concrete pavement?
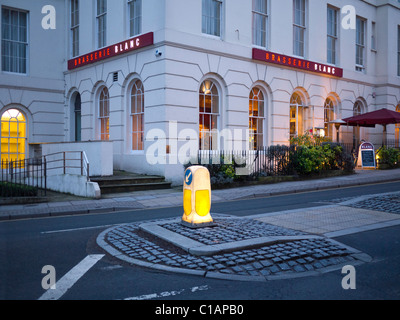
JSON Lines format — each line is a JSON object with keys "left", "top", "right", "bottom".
{"left": 1, "top": 168, "right": 400, "bottom": 220}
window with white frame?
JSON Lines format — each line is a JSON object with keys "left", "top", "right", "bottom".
{"left": 324, "top": 98, "right": 335, "bottom": 141}
{"left": 202, "top": 0, "right": 222, "bottom": 37}
{"left": 70, "top": 0, "right": 79, "bottom": 57}
{"left": 327, "top": 6, "right": 338, "bottom": 65}
{"left": 293, "top": 0, "right": 306, "bottom": 57}
{"left": 130, "top": 80, "right": 144, "bottom": 151}
{"left": 371, "top": 21, "right": 376, "bottom": 51}
{"left": 199, "top": 80, "right": 219, "bottom": 150}
{"left": 289, "top": 92, "right": 305, "bottom": 140}
{"left": 356, "top": 17, "right": 365, "bottom": 71}
{"left": 1, "top": 7, "right": 28, "bottom": 74}
{"left": 249, "top": 87, "right": 265, "bottom": 150}
{"left": 128, "top": 0, "right": 141, "bottom": 37}
{"left": 99, "top": 87, "right": 110, "bottom": 141}
{"left": 398, "top": 25, "right": 400, "bottom": 76}
{"left": 96, "top": 0, "right": 107, "bottom": 48}
{"left": 252, "top": 0, "right": 268, "bottom": 48}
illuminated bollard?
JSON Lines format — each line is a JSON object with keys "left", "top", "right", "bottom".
{"left": 181, "top": 166, "right": 214, "bottom": 228}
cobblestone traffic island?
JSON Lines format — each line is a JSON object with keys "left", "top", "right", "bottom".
{"left": 96, "top": 214, "right": 371, "bottom": 281}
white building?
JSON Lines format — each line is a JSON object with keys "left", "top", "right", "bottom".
{"left": 1, "top": 0, "right": 400, "bottom": 186}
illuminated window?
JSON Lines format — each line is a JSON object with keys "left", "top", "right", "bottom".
{"left": 253, "top": 0, "right": 268, "bottom": 48}
{"left": 1, "top": 7, "right": 28, "bottom": 74}
{"left": 70, "top": 0, "right": 79, "bottom": 57}
{"left": 249, "top": 87, "right": 265, "bottom": 150}
{"left": 96, "top": 0, "right": 107, "bottom": 48}
{"left": 327, "top": 6, "right": 338, "bottom": 65}
{"left": 293, "top": 0, "right": 306, "bottom": 57}
{"left": 324, "top": 98, "right": 335, "bottom": 141}
{"left": 128, "top": 0, "right": 141, "bottom": 37}
{"left": 1, "top": 109, "right": 27, "bottom": 165}
{"left": 353, "top": 101, "right": 363, "bottom": 147}
{"left": 356, "top": 17, "right": 365, "bottom": 71}
{"left": 199, "top": 80, "right": 219, "bottom": 150}
{"left": 202, "top": 0, "right": 222, "bottom": 37}
{"left": 98, "top": 87, "right": 109, "bottom": 141}
{"left": 290, "top": 92, "right": 306, "bottom": 140}
{"left": 130, "top": 80, "right": 144, "bottom": 151}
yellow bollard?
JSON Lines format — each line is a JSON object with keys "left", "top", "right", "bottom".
{"left": 182, "top": 166, "right": 214, "bottom": 228}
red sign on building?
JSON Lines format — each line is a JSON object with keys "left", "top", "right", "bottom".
{"left": 252, "top": 48, "right": 343, "bottom": 78}
{"left": 68, "top": 32, "right": 154, "bottom": 70}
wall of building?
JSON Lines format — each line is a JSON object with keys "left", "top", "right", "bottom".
{"left": 0, "top": 0, "right": 66, "bottom": 152}
{"left": 2, "top": 0, "right": 399, "bottom": 186}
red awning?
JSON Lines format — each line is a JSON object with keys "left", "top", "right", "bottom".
{"left": 343, "top": 108, "right": 400, "bottom": 127}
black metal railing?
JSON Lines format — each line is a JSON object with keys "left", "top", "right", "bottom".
{"left": 192, "top": 142, "right": 355, "bottom": 178}
{"left": 1, "top": 158, "right": 47, "bottom": 197}
{"left": 1, "top": 151, "right": 90, "bottom": 198}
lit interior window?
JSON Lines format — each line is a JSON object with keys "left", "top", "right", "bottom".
{"left": 1, "top": 109, "right": 27, "bottom": 167}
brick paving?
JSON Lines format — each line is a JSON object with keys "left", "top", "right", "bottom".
{"left": 100, "top": 216, "right": 365, "bottom": 281}
{"left": 347, "top": 194, "right": 400, "bottom": 215}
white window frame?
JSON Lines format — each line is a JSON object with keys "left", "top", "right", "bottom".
{"left": 327, "top": 6, "right": 338, "bottom": 65}
{"left": 1, "top": 7, "right": 29, "bottom": 75}
{"left": 398, "top": 25, "right": 400, "bottom": 77}
{"left": 371, "top": 21, "right": 376, "bottom": 51}
{"left": 324, "top": 98, "right": 336, "bottom": 141}
{"left": 356, "top": 17, "right": 366, "bottom": 72}
{"left": 96, "top": 0, "right": 107, "bottom": 49}
{"left": 199, "top": 80, "right": 220, "bottom": 151}
{"left": 130, "top": 80, "right": 145, "bottom": 151}
{"left": 202, "top": 0, "right": 222, "bottom": 37}
{"left": 128, "top": 0, "right": 141, "bottom": 37}
{"left": 70, "top": 0, "right": 79, "bottom": 58}
{"left": 98, "top": 87, "right": 110, "bottom": 141}
{"left": 249, "top": 87, "right": 266, "bottom": 150}
{"left": 293, "top": 0, "right": 306, "bottom": 58}
{"left": 252, "top": 0, "right": 269, "bottom": 48}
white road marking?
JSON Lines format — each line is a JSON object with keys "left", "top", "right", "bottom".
{"left": 124, "top": 285, "right": 209, "bottom": 300}
{"left": 38, "top": 254, "right": 104, "bottom": 300}
{"left": 41, "top": 224, "right": 120, "bottom": 234}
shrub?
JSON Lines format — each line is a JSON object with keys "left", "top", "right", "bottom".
{"left": 376, "top": 146, "right": 400, "bottom": 168}
{"left": 0, "top": 182, "right": 38, "bottom": 197}
{"left": 289, "top": 139, "right": 354, "bottom": 175}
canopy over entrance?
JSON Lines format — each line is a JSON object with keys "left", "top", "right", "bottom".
{"left": 342, "top": 108, "right": 400, "bottom": 146}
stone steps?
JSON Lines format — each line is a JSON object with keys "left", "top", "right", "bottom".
{"left": 91, "top": 171, "right": 171, "bottom": 194}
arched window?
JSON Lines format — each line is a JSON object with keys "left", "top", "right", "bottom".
{"left": 130, "top": 80, "right": 144, "bottom": 151}
{"left": 98, "top": 87, "right": 110, "bottom": 141}
{"left": 249, "top": 87, "right": 265, "bottom": 150}
{"left": 324, "top": 98, "right": 335, "bottom": 141}
{"left": 290, "top": 92, "right": 305, "bottom": 140}
{"left": 353, "top": 101, "right": 363, "bottom": 147}
{"left": 199, "top": 80, "right": 219, "bottom": 150}
{"left": 396, "top": 104, "right": 400, "bottom": 148}
{"left": 74, "top": 93, "right": 81, "bottom": 142}
{"left": 1, "top": 109, "right": 27, "bottom": 166}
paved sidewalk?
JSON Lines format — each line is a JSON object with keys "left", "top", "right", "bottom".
{"left": 1, "top": 168, "right": 400, "bottom": 221}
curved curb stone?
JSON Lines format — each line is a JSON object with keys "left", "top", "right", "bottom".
{"left": 96, "top": 216, "right": 371, "bottom": 282}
